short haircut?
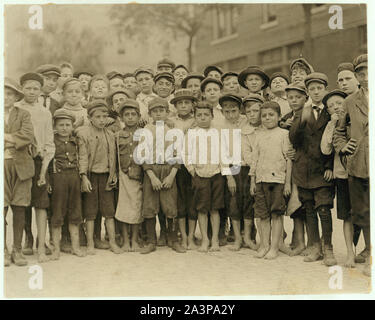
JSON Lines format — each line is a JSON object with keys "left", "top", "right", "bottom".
{"left": 244, "top": 100, "right": 262, "bottom": 109}
{"left": 194, "top": 101, "right": 214, "bottom": 116}
{"left": 260, "top": 101, "right": 281, "bottom": 116}
{"left": 291, "top": 62, "right": 310, "bottom": 75}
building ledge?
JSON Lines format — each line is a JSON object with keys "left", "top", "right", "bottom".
{"left": 260, "top": 20, "right": 278, "bottom": 30}
{"left": 210, "top": 33, "right": 239, "bottom": 46}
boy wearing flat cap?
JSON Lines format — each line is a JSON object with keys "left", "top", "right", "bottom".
{"left": 200, "top": 77, "right": 225, "bottom": 128}
{"left": 221, "top": 72, "right": 242, "bottom": 97}
{"left": 290, "top": 72, "right": 336, "bottom": 266}
{"left": 50, "top": 109, "right": 85, "bottom": 260}
{"left": 135, "top": 67, "right": 157, "bottom": 125}
{"left": 140, "top": 97, "right": 185, "bottom": 254}
{"left": 16, "top": 73, "right": 55, "bottom": 263}
{"left": 157, "top": 58, "right": 175, "bottom": 74}
{"left": 290, "top": 57, "right": 314, "bottom": 85}
{"left": 203, "top": 65, "right": 223, "bottom": 80}
{"left": 115, "top": 99, "right": 143, "bottom": 252}
{"left": 153, "top": 72, "right": 176, "bottom": 116}
{"left": 239, "top": 66, "right": 269, "bottom": 97}
{"left": 173, "top": 65, "right": 189, "bottom": 90}
{"left": 269, "top": 72, "right": 291, "bottom": 117}
{"left": 107, "top": 71, "right": 125, "bottom": 92}
{"left": 77, "top": 100, "right": 122, "bottom": 255}
{"left": 36, "top": 64, "right": 62, "bottom": 115}
{"left": 336, "top": 62, "right": 359, "bottom": 96}
{"left": 181, "top": 73, "right": 205, "bottom": 101}
{"left": 334, "top": 54, "right": 370, "bottom": 277}
{"left": 123, "top": 72, "right": 140, "bottom": 96}
{"left": 4, "top": 78, "right": 35, "bottom": 267}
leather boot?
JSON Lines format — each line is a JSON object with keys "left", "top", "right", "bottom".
{"left": 323, "top": 244, "right": 337, "bottom": 266}
{"left": 157, "top": 230, "right": 167, "bottom": 247}
{"left": 140, "top": 243, "right": 156, "bottom": 254}
{"left": 11, "top": 249, "right": 28, "bottom": 266}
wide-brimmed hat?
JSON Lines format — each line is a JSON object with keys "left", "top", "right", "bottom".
{"left": 238, "top": 66, "right": 269, "bottom": 90}
{"left": 4, "top": 77, "right": 24, "bottom": 100}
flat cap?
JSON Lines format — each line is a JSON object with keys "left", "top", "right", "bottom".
{"left": 123, "top": 72, "right": 135, "bottom": 79}
{"left": 36, "top": 64, "right": 61, "bottom": 77}
{"left": 200, "top": 77, "right": 223, "bottom": 92}
{"left": 86, "top": 99, "right": 109, "bottom": 116}
{"left": 20, "top": 72, "right": 44, "bottom": 87}
{"left": 4, "top": 77, "right": 24, "bottom": 100}
{"left": 181, "top": 73, "right": 205, "bottom": 88}
{"left": 221, "top": 72, "right": 238, "bottom": 82}
{"left": 290, "top": 57, "right": 314, "bottom": 74}
{"left": 238, "top": 66, "right": 269, "bottom": 90}
{"left": 154, "top": 72, "right": 175, "bottom": 84}
{"left": 148, "top": 96, "right": 169, "bottom": 112}
{"left": 173, "top": 64, "right": 189, "bottom": 73}
{"left": 285, "top": 83, "right": 307, "bottom": 95}
{"left": 322, "top": 89, "right": 348, "bottom": 107}
{"left": 106, "top": 71, "right": 123, "bottom": 80}
{"left": 304, "top": 72, "right": 328, "bottom": 87}
{"left": 107, "top": 89, "right": 136, "bottom": 105}
{"left": 157, "top": 58, "right": 175, "bottom": 70}
{"left": 134, "top": 66, "right": 154, "bottom": 78}
{"left": 74, "top": 71, "right": 94, "bottom": 78}
{"left": 203, "top": 65, "right": 223, "bottom": 77}
{"left": 242, "top": 93, "right": 265, "bottom": 105}
{"left": 353, "top": 54, "right": 367, "bottom": 71}
{"left": 170, "top": 89, "right": 197, "bottom": 105}
{"left": 53, "top": 108, "right": 76, "bottom": 122}
{"left": 270, "top": 72, "right": 290, "bottom": 85}
{"left": 219, "top": 94, "right": 242, "bottom": 108}
{"left": 118, "top": 99, "right": 140, "bottom": 115}
{"left": 337, "top": 62, "right": 355, "bottom": 74}
{"left": 62, "top": 78, "right": 82, "bottom": 91}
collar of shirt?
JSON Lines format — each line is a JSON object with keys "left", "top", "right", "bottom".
{"left": 54, "top": 133, "right": 76, "bottom": 144}
{"left": 312, "top": 103, "right": 324, "bottom": 111}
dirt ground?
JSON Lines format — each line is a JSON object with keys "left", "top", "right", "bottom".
{"left": 3, "top": 208, "right": 372, "bottom": 298}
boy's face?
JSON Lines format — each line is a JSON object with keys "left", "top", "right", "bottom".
{"left": 54, "top": 118, "right": 73, "bottom": 137}
{"left": 326, "top": 95, "right": 345, "bottom": 116}
{"left": 291, "top": 67, "right": 308, "bottom": 84}
{"left": 136, "top": 72, "right": 154, "bottom": 94}
{"left": 245, "top": 74, "right": 264, "bottom": 93}
{"left": 89, "top": 109, "right": 108, "bottom": 129}
{"left": 4, "top": 87, "right": 19, "bottom": 108}
{"left": 64, "top": 82, "right": 83, "bottom": 105}
{"left": 78, "top": 74, "right": 92, "bottom": 92}
{"left": 270, "top": 77, "right": 288, "bottom": 94}
{"left": 176, "top": 99, "right": 193, "bottom": 117}
{"left": 60, "top": 67, "right": 73, "bottom": 80}
{"left": 90, "top": 80, "right": 109, "bottom": 99}
{"left": 22, "top": 80, "right": 42, "bottom": 103}
{"left": 207, "top": 70, "right": 221, "bottom": 80}
{"left": 154, "top": 78, "right": 174, "bottom": 98}
{"left": 307, "top": 81, "right": 327, "bottom": 104}
{"left": 195, "top": 108, "right": 213, "bottom": 128}
{"left": 261, "top": 107, "right": 280, "bottom": 129}
{"left": 121, "top": 108, "right": 140, "bottom": 128}
{"left": 173, "top": 68, "right": 188, "bottom": 86}
{"left": 186, "top": 78, "right": 201, "bottom": 99}
{"left": 112, "top": 93, "right": 128, "bottom": 112}
{"left": 286, "top": 89, "right": 307, "bottom": 112}
{"left": 223, "top": 76, "right": 239, "bottom": 93}
{"left": 109, "top": 77, "right": 125, "bottom": 91}
{"left": 222, "top": 101, "right": 240, "bottom": 124}
{"left": 203, "top": 82, "right": 221, "bottom": 104}
{"left": 355, "top": 67, "right": 368, "bottom": 90}
{"left": 337, "top": 70, "right": 358, "bottom": 95}
{"left": 124, "top": 76, "right": 138, "bottom": 91}
{"left": 42, "top": 73, "right": 59, "bottom": 94}
{"left": 150, "top": 106, "right": 168, "bottom": 122}
{"left": 244, "top": 102, "right": 261, "bottom": 126}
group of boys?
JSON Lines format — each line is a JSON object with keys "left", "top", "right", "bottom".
{"left": 4, "top": 55, "right": 370, "bottom": 277}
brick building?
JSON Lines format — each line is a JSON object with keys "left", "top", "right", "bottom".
{"left": 194, "top": 3, "right": 367, "bottom": 88}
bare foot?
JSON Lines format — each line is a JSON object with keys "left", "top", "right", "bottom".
{"left": 264, "top": 248, "right": 279, "bottom": 260}
{"left": 187, "top": 238, "right": 198, "bottom": 250}
{"left": 229, "top": 241, "right": 242, "bottom": 251}
{"left": 300, "top": 246, "right": 312, "bottom": 256}
{"left": 209, "top": 240, "right": 220, "bottom": 252}
{"left": 38, "top": 253, "right": 49, "bottom": 263}
{"left": 290, "top": 244, "right": 306, "bottom": 256}
{"left": 244, "top": 238, "right": 259, "bottom": 251}
{"left": 181, "top": 238, "right": 188, "bottom": 251}
{"left": 72, "top": 248, "right": 86, "bottom": 257}
{"left": 255, "top": 246, "right": 270, "bottom": 259}
{"left": 198, "top": 240, "right": 209, "bottom": 253}
{"left": 131, "top": 242, "right": 141, "bottom": 252}
{"left": 121, "top": 242, "right": 131, "bottom": 252}
{"left": 50, "top": 251, "right": 60, "bottom": 261}
{"left": 86, "top": 246, "right": 95, "bottom": 255}
{"left": 344, "top": 254, "right": 356, "bottom": 268}
{"left": 110, "top": 243, "right": 123, "bottom": 254}
{"left": 279, "top": 243, "right": 293, "bottom": 256}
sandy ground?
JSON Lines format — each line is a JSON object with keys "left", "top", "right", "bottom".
{"left": 3, "top": 208, "right": 372, "bottom": 298}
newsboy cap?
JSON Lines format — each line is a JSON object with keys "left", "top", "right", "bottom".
{"left": 285, "top": 83, "right": 307, "bottom": 95}
{"left": 74, "top": 70, "right": 94, "bottom": 78}
{"left": 238, "top": 66, "right": 269, "bottom": 90}
{"left": 53, "top": 108, "right": 76, "bottom": 122}
{"left": 157, "top": 58, "right": 175, "bottom": 70}
{"left": 200, "top": 77, "right": 223, "bottom": 92}
{"left": 36, "top": 64, "right": 61, "bottom": 77}
{"left": 86, "top": 99, "right": 109, "bottom": 116}
{"left": 221, "top": 71, "right": 238, "bottom": 83}
{"left": 61, "top": 78, "right": 81, "bottom": 91}
{"left": 290, "top": 57, "right": 314, "bottom": 74}
{"left": 219, "top": 94, "right": 242, "bottom": 108}
{"left": 106, "top": 88, "right": 136, "bottom": 105}
{"left": 134, "top": 66, "right": 154, "bottom": 78}
{"left": 20, "top": 72, "right": 44, "bottom": 87}
{"left": 154, "top": 72, "right": 175, "bottom": 84}
{"left": 106, "top": 71, "right": 123, "bottom": 81}
{"left": 353, "top": 54, "right": 367, "bottom": 71}
{"left": 170, "top": 89, "right": 197, "bottom": 105}
{"left": 4, "top": 77, "right": 24, "bottom": 100}
{"left": 118, "top": 99, "right": 140, "bottom": 115}
{"left": 242, "top": 93, "right": 265, "bottom": 105}
{"left": 173, "top": 64, "right": 189, "bottom": 73}
{"left": 148, "top": 96, "right": 169, "bottom": 112}
{"left": 203, "top": 65, "right": 223, "bottom": 78}
{"left": 322, "top": 89, "right": 347, "bottom": 108}
{"left": 304, "top": 72, "right": 328, "bottom": 87}
{"left": 181, "top": 73, "right": 205, "bottom": 88}
{"left": 337, "top": 62, "right": 355, "bottom": 74}
{"left": 270, "top": 72, "right": 290, "bottom": 85}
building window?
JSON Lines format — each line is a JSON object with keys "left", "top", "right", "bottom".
{"left": 212, "top": 5, "right": 239, "bottom": 40}
{"left": 262, "top": 4, "right": 277, "bottom": 24}
{"left": 359, "top": 25, "right": 367, "bottom": 53}
{"left": 227, "top": 56, "right": 247, "bottom": 72}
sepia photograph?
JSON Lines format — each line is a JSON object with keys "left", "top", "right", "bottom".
{"left": 2, "top": 1, "right": 371, "bottom": 300}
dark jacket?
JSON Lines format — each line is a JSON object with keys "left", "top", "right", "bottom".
{"left": 289, "top": 104, "right": 334, "bottom": 189}
{"left": 4, "top": 106, "right": 35, "bottom": 181}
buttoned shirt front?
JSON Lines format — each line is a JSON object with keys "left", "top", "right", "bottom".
{"left": 117, "top": 127, "right": 140, "bottom": 173}
{"left": 54, "top": 134, "right": 79, "bottom": 171}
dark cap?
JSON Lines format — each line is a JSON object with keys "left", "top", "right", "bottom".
{"left": 238, "top": 66, "right": 269, "bottom": 90}
{"left": 242, "top": 93, "right": 265, "bottom": 105}
{"left": 285, "top": 83, "right": 307, "bottom": 95}
{"left": 53, "top": 108, "right": 76, "bottom": 122}
{"left": 36, "top": 64, "right": 61, "bottom": 77}
{"left": 270, "top": 72, "right": 290, "bottom": 85}
{"left": 181, "top": 73, "right": 205, "bottom": 88}
{"left": 74, "top": 71, "right": 94, "bottom": 78}
{"left": 170, "top": 89, "right": 197, "bottom": 105}
{"left": 86, "top": 99, "right": 109, "bottom": 116}
{"left": 148, "top": 96, "right": 169, "bottom": 112}
{"left": 219, "top": 94, "right": 242, "bottom": 108}
{"left": 200, "top": 77, "right": 223, "bottom": 92}
{"left": 106, "top": 71, "right": 123, "bottom": 81}
{"left": 134, "top": 66, "right": 154, "bottom": 78}
{"left": 304, "top": 72, "right": 328, "bottom": 88}
{"left": 337, "top": 62, "right": 355, "bottom": 74}
{"left": 118, "top": 99, "right": 140, "bottom": 115}
{"left": 173, "top": 64, "right": 189, "bottom": 73}
{"left": 290, "top": 57, "right": 314, "bottom": 74}
{"left": 353, "top": 54, "right": 367, "bottom": 71}
{"left": 203, "top": 65, "right": 223, "bottom": 78}
{"left": 123, "top": 72, "right": 135, "bottom": 79}
{"left": 107, "top": 89, "right": 136, "bottom": 105}
{"left": 20, "top": 73, "right": 44, "bottom": 87}
{"left": 4, "top": 77, "right": 24, "bottom": 100}
{"left": 322, "top": 89, "right": 347, "bottom": 107}
{"left": 221, "top": 72, "right": 238, "bottom": 82}
{"left": 157, "top": 58, "right": 175, "bottom": 70}
{"left": 154, "top": 72, "right": 175, "bottom": 84}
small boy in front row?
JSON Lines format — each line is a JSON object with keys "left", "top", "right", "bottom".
{"left": 50, "top": 109, "right": 85, "bottom": 260}
{"left": 250, "top": 101, "right": 292, "bottom": 259}
{"left": 77, "top": 100, "right": 122, "bottom": 255}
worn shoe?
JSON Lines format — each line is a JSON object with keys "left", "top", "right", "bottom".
{"left": 323, "top": 245, "right": 337, "bottom": 266}
{"left": 172, "top": 241, "right": 186, "bottom": 253}
{"left": 140, "top": 243, "right": 156, "bottom": 254}
{"left": 11, "top": 250, "right": 28, "bottom": 266}
{"left": 355, "top": 249, "right": 370, "bottom": 264}
{"left": 157, "top": 232, "right": 167, "bottom": 247}
{"left": 94, "top": 239, "right": 110, "bottom": 250}
{"left": 304, "top": 243, "right": 323, "bottom": 262}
